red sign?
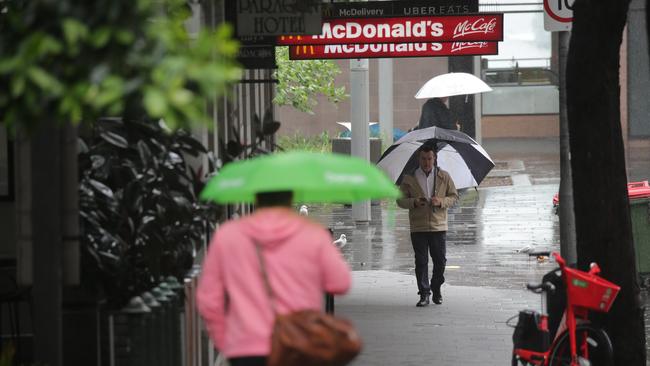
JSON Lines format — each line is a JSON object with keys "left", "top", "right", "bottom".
{"left": 289, "top": 41, "right": 498, "bottom": 60}
{"left": 277, "top": 14, "right": 503, "bottom": 45}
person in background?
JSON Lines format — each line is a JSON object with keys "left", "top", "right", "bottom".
{"left": 417, "top": 97, "right": 459, "bottom": 130}
{"left": 396, "top": 145, "right": 458, "bottom": 307}
{"left": 196, "top": 191, "right": 352, "bottom": 366}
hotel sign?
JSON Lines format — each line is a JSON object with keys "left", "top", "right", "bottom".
{"left": 277, "top": 14, "right": 503, "bottom": 45}
{"left": 289, "top": 41, "right": 498, "bottom": 60}
{"left": 236, "top": 0, "right": 322, "bottom": 36}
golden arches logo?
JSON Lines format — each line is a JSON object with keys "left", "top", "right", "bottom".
{"left": 280, "top": 35, "right": 303, "bottom": 43}
{"left": 294, "top": 45, "right": 315, "bottom": 55}
{"left": 322, "top": 6, "right": 333, "bottom": 17}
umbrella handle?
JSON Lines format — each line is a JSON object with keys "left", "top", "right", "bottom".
{"left": 430, "top": 167, "right": 437, "bottom": 212}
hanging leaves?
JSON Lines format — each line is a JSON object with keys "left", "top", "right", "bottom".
{"left": 78, "top": 118, "right": 221, "bottom": 308}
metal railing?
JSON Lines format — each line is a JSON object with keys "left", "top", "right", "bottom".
{"left": 102, "top": 268, "right": 214, "bottom": 366}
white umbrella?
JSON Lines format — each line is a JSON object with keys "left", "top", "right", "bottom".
{"left": 415, "top": 72, "right": 492, "bottom": 99}
{"left": 336, "top": 121, "right": 378, "bottom": 131}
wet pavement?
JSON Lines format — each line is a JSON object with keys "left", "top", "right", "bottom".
{"left": 309, "top": 185, "right": 559, "bottom": 290}
{"left": 306, "top": 190, "right": 559, "bottom": 366}
{"left": 303, "top": 137, "right": 650, "bottom": 365}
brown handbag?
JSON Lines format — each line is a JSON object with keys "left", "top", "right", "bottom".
{"left": 254, "top": 244, "right": 362, "bottom": 366}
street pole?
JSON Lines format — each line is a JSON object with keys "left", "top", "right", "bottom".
{"left": 558, "top": 30, "right": 577, "bottom": 265}
{"left": 350, "top": 58, "right": 371, "bottom": 222}
{"left": 378, "top": 58, "right": 394, "bottom": 146}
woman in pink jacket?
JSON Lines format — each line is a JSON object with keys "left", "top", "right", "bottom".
{"left": 196, "top": 191, "right": 352, "bottom": 366}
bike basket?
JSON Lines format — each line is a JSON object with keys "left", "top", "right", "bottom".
{"left": 564, "top": 267, "right": 620, "bottom": 312}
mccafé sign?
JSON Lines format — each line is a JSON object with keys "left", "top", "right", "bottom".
{"left": 289, "top": 41, "right": 498, "bottom": 60}
{"left": 277, "top": 14, "right": 503, "bottom": 45}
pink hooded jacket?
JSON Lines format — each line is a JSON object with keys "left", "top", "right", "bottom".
{"left": 196, "top": 207, "right": 352, "bottom": 358}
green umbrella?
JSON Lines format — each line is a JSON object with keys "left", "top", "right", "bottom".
{"left": 200, "top": 151, "right": 401, "bottom": 204}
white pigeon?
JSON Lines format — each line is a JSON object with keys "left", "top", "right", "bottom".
{"left": 515, "top": 245, "right": 533, "bottom": 253}
{"left": 299, "top": 205, "right": 309, "bottom": 216}
{"left": 333, "top": 234, "right": 347, "bottom": 249}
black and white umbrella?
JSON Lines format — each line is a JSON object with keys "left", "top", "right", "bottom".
{"left": 377, "top": 127, "right": 494, "bottom": 189}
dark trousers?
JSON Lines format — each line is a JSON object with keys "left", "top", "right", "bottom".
{"left": 411, "top": 231, "right": 446, "bottom": 296}
{"left": 229, "top": 357, "right": 267, "bottom": 366}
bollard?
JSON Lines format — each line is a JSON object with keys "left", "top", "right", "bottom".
{"left": 115, "top": 296, "right": 151, "bottom": 366}
{"left": 187, "top": 266, "right": 203, "bottom": 366}
{"left": 151, "top": 286, "right": 171, "bottom": 366}
{"left": 184, "top": 271, "right": 203, "bottom": 366}
{"left": 183, "top": 276, "right": 196, "bottom": 366}
{"left": 141, "top": 291, "right": 161, "bottom": 366}
{"left": 166, "top": 276, "right": 186, "bottom": 365}
{"left": 158, "top": 281, "right": 181, "bottom": 366}
{"left": 159, "top": 281, "right": 179, "bottom": 366}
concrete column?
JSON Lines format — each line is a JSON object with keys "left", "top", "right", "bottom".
{"left": 473, "top": 56, "right": 483, "bottom": 144}
{"left": 627, "top": 0, "right": 650, "bottom": 137}
{"left": 378, "top": 58, "right": 394, "bottom": 145}
{"left": 350, "top": 59, "right": 371, "bottom": 222}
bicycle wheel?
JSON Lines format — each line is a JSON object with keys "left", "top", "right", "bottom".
{"left": 548, "top": 325, "right": 613, "bottom": 366}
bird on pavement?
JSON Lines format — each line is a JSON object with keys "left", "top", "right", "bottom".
{"left": 333, "top": 234, "right": 347, "bottom": 249}
{"left": 515, "top": 245, "right": 533, "bottom": 253}
{"left": 299, "top": 205, "right": 309, "bottom": 216}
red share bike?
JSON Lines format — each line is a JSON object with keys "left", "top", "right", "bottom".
{"left": 510, "top": 252, "right": 620, "bottom": 366}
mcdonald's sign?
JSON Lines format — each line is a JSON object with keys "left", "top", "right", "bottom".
{"left": 277, "top": 14, "right": 503, "bottom": 45}
{"left": 289, "top": 41, "right": 498, "bottom": 60}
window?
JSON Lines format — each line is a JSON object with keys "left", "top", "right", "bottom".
{"left": 480, "top": 1, "right": 555, "bottom": 86}
{"left": 479, "top": 1, "right": 559, "bottom": 115}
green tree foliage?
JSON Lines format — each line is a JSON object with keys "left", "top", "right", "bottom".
{"left": 0, "top": 0, "right": 242, "bottom": 132}
{"left": 273, "top": 46, "right": 347, "bottom": 114}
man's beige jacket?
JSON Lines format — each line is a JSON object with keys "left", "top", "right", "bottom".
{"left": 396, "top": 168, "right": 458, "bottom": 232}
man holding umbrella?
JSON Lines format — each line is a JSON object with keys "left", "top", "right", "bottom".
{"left": 417, "top": 97, "right": 459, "bottom": 131}
{"left": 414, "top": 72, "right": 493, "bottom": 132}
{"left": 396, "top": 145, "right": 458, "bottom": 307}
